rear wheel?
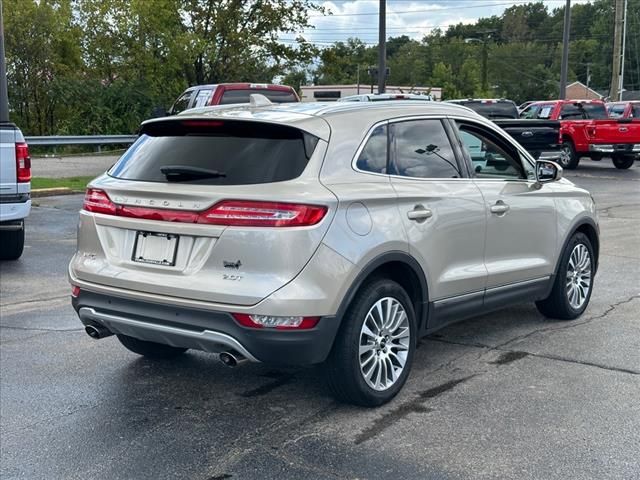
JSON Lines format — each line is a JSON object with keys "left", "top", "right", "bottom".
{"left": 612, "top": 155, "right": 635, "bottom": 169}
{"left": 117, "top": 334, "right": 188, "bottom": 359}
{"left": 536, "top": 232, "right": 594, "bottom": 320}
{"left": 558, "top": 141, "right": 580, "bottom": 170}
{"left": 0, "top": 221, "right": 25, "bottom": 260}
{"left": 325, "top": 278, "right": 416, "bottom": 407}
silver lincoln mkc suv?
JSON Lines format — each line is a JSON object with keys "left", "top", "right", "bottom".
{"left": 70, "top": 99, "right": 599, "bottom": 406}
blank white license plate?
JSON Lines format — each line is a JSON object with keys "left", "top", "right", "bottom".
{"left": 132, "top": 231, "right": 179, "bottom": 266}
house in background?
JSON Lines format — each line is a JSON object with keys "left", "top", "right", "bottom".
{"left": 300, "top": 84, "right": 442, "bottom": 102}
{"left": 565, "top": 81, "right": 603, "bottom": 100}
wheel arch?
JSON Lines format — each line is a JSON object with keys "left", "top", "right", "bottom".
{"left": 335, "top": 251, "right": 429, "bottom": 332}
{"left": 555, "top": 218, "right": 600, "bottom": 275}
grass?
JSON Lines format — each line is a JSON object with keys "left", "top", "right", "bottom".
{"left": 31, "top": 176, "right": 95, "bottom": 191}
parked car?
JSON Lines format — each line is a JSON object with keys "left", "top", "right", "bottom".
{"left": 0, "top": 122, "right": 31, "bottom": 260}
{"left": 447, "top": 98, "right": 562, "bottom": 161}
{"left": 70, "top": 100, "right": 599, "bottom": 406}
{"left": 520, "top": 99, "right": 640, "bottom": 169}
{"left": 339, "top": 93, "right": 433, "bottom": 102}
{"left": 167, "top": 83, "right": 299, "bottom": 115}
{"left": 606, "top": 101, "right": 640, "bottom": 120}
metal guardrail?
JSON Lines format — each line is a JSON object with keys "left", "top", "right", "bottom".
{"left": 25, "top": 135, "right": 137, "bottom": 146}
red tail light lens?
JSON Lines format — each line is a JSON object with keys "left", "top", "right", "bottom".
{"left": 232, "top": 313, "right": 320, "bottom": 330}
{"left": 199, "top": 200, "right": 327, "bottom": 227}
{"left": 82, "top": 191, "right": 327, "bottom": 227}
{"left": 15, "top": 143, "right": 31, "bottom": 183}
{"left": 83, "top": 189, "right": 117, "bottom": 215}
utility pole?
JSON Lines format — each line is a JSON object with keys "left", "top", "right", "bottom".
{"left": 378, "top": 0, "right": 386, "bottom": 94}
{"left": 559, "top": 0, "right": 571, "bottom": 99}
{"left": 610, "top": 0, "right": 624, "bottom": 100}
{"left": 0, "top": 0, "right": 10, "bottom": 123}
{"left": 482, "top": 41, "right": 488, "bottom": 93}
{"left": 619, "top": 0, "right": 628, "bottom": 100}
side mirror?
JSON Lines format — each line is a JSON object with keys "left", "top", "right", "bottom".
{"left": 535, "top": 159, "right": 563, "bottom": 184}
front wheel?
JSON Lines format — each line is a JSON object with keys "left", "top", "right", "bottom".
{"left": 536, "top": 232, "right": 594, "bottom": 320}
{"left": 558, "top": 141, "right": 580, "bottom": 170}
{"left": 325, "top": 278, "right": 417, "bottom": 407}
{"left": 117, "top": 334, "right": 188, "bottom": 359}
{"left": 612, "top": 155, "right": 635, "bottom": 170}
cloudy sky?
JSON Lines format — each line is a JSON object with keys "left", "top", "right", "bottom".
{"left": 279, "top": 0, "right": 591, "bottom": 46}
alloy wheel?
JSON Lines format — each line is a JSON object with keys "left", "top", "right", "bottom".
{"left": 358, "top": 297, "right": 411, "bottom": 391}
{"left": 566, "top": 243, "right": 592, "bottom": 309}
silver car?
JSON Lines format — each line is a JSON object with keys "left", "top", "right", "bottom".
{"left": 69, "top": 100, "right": 599, "bottom": 406}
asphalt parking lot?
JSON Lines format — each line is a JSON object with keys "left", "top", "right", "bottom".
{"left": 1, "top": 161, "right": 639, "bottom": 480}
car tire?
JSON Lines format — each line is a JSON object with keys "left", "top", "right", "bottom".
{"left": 536, "top": 232, "right": 594, "bottom": 320}
{"left": 116, "top": 334, "right": 188, "bottom": 359}
{"left": 558, "top": 141, "right": 580, "bottom": 170}
{"left": 325, "top": 278, "right": 417, "bottom": 407}
{"left": 612, "top": 155, "right": 635, "bottom": 169}
{"left": 0, "top": 221, "right": 25, "bottom": 261}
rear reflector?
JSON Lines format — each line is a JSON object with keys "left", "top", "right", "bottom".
{"left": 232, "top": 313, "right": 320, "bottom": 330}
{"left": 71, "top": 286, "right": 81, "bottom": 298}
{"left": 15, "top": 143, "right": 31, "bottom": 183}
{"left": 82, "top": 190, "right": 327, "bottom": 227}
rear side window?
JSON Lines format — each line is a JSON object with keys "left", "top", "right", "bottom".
{"left": 390, "top": 119, "right": 461, "bottom": 179}
{"left": 193, "top": 89, "right": 214, "bottom": 108}
{"left": 356, "top": 125, "right": 387, "bottom": 174}
{"left": 582, "top": 103, "right": 608, "bottom": 119}
{"left": 608, "top": 105, "right": 625, "bottom": 118}
{"left": 632, "top": 104, "right": 640, "bottom": 118}
{"left": 560, "top": 104, "right": 584, "bottom": 120}
{"left": 219, "top": 89, "right": 298, "bottom": 105}
{"left": 109, "top": 121, "right": 318, "bottom": 185}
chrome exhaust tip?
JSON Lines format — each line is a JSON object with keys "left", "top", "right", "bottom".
{"left": 85, "top": 324, "right": 113, "bottom": 339}
{"left": 219, "top": 350, "right": 247, "bottom": 368}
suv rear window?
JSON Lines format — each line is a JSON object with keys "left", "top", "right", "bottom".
{"left": 220, "top": 89, "right": 298, "bottom": 105}
{"left": 456, "top": 101, "right": 518, "bottom": 119}
{"left": 109, "top": 121, "right": 318, "bottom": 185}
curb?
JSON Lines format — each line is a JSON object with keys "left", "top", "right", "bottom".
{"left": 31, "top": 188, "right": 82, "bottom": 198}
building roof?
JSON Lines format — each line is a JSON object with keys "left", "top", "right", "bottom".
{"left": 566, "top": 81, "right": 603, "bottom": 99}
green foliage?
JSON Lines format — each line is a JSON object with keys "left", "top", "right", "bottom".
{"left": 314, "top": 0, "right": 640, "bottom": 104}
{"left": 5, "top": 0, "right": 323, "bottom": 135}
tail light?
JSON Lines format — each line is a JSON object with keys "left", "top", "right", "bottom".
{"left": 82, "top": 189, "right": 117, "bottom": 215}
{"left": 15, "top": 143, "right": 31, "bottom": 183}
{"left": 82, "top": 190, "right": 327, "bottom": 227}
{"left": 232, "top": 313, "right": 320, "bottom": 330}
{"left": 198, "top": 200, "right": 327, "bottom": 227}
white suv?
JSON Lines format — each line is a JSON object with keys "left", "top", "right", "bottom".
{"left": 69, "top": 101, "right": 599, "bottom": 406}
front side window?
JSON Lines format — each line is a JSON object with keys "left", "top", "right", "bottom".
{"left": 631, "top": 104, "right": 639, "bottom": 118}
{"left": 537, "top": 105, "right": 554, "bottom": 119}
{"left": 520, "top": 105, "right": 539, "bottom": 119}
{"left": 390, "top": 119, "right": 460, "bottom": 179}
{"left": 170, "top": 91, "right": 193, "bottom": 115}
{"left": 355, "top": 124, "right": 388, "bottom": 174}
{"left": 456, "top": 122, "right": 524, "bottom": 179}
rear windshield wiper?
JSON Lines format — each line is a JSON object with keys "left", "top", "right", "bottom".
{"left": 160, "top": 165, "right": 226, "bottom": 181}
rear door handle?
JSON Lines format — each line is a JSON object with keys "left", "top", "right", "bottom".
{"left": 407, "top": 207, "right": 433, "bottom": 221}
{"left": 490, "top": 201, "right": 510, "bottom": 215}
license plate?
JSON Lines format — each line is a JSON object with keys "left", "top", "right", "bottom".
{"left": 132, "top": 231, "right": 179, "bottom": 266}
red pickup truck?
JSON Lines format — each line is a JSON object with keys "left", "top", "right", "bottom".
{"left": 521, "top": 99, "right": 640, "bottom": 169}
{"left": 607, "top": 101, "right": 640, "bottom": 120}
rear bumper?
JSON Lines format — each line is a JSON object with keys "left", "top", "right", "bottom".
{"left": 0, "top": 196, "right": 31, "bottom": 223}
{"left": 72, "top": 290, "right": 341, "bottom": 365}
{"left": 588, "top": 143, "right": 640, "bottom": 154}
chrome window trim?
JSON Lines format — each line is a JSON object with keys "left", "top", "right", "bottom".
{"left": 351, "top": 114, "right": 470, "bottom": 181}
{"left": 447, "top": 114, "right": 538, "bottom": 184}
